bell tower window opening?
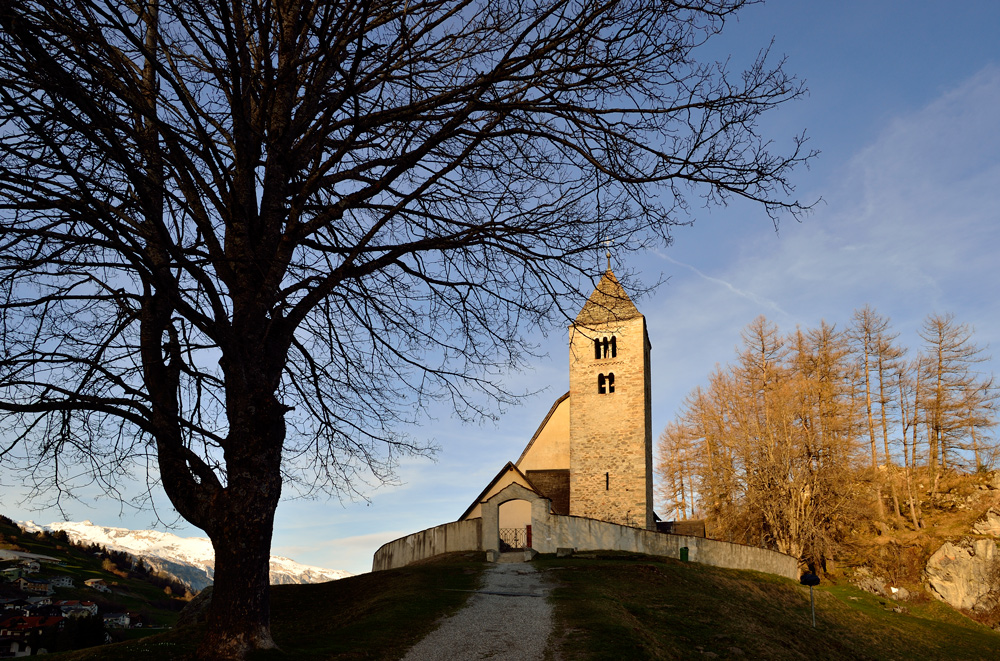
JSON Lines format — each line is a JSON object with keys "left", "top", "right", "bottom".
{"left": 597, "top": 373, "right": 606, "bottom": 394}
{"left": 607, "top": 372, "right": 615, "bottom": 393}
{"left": 594, "top": 335, "right": 618, "bottom": 360}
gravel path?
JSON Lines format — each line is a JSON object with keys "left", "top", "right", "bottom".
{"left": 401, "top": 555, "right": 553, "bottom": 661}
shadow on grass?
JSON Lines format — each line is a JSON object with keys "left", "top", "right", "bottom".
{"left": 48, "top": 552, "right": 486, "bottom": 660}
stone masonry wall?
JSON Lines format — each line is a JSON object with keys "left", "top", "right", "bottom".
{"left": 371, "top": 519, "right": 482, "bottom": 572}
{"left": 569, "top": 314, "right": 653, "bottom": 529}
{"left": 531, "top": 512, "right": 798, "bottom": 581}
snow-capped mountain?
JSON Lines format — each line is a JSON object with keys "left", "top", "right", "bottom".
{"left": 18, "top": 520, "right": 351, "bottom": 592}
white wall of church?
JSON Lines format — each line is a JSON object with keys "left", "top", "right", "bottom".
{"left": 516, "top": 395, "right": 571, "bottom": 472}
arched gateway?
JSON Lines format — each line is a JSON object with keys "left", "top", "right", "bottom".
{"left": 481, "top": 483, "right": 550, "bottom": 556}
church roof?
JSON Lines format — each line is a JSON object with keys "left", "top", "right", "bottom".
{"left": 457, "top": 462, "right": 542, "bottom": 522}
{"left": 574, "top": 269, "right": 642, "bottom": 325}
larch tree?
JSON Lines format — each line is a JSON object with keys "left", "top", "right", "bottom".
{"left": 873, "top": 315, "right": 906, "bottom": 516}
{"left": 849, "top": 305, "right": 886, "bottom": 470}
{"left": 895, "top": 357, "right": 923, "bottom": 528}
{"left": 660, "top": 317, "right": 870, "bottom": 564}
{"left": 957, "top": 375, "right": 997, "bottom": 472}
{"left": 0, "top": 0, "right": 811, "bottom": 657}
{"left": 656, "top": 420, "right": 697, "bottom": 521}
{"left": 848, "top": 305, "right": 904, "bottom": 518}
{"left": 918, "top": 313, "right": 991, "bottom": 479}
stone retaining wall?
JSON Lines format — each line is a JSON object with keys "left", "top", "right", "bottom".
{"left": 371, "top": 519, "right": 482, "bottom": 572}
{"left": 530, "top": 512, "right": 798, "bottom": 580}
{"left": 371, "top": 510, "right": 796, "bottom": 581}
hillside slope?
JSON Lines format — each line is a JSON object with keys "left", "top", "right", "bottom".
{"left": 540, "top": 552, "right": 1000, "bottom": 660}
{"left": 833, "top": 470, "right": 1000, "bottom": 629}
{"left": 0, "top": 516, "right": 191, "bottom": 633}
{"left": 47, "top": 551, "right": 1000, "bottom": 660}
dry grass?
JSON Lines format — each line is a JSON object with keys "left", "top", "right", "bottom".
{"left": 537, "top": 552, "right": 1000, "bottom": 660}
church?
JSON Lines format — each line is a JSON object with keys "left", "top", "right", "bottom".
{"left": 372, "top": 268, "right": 797, "bottom": 580}
{"left": 458, "top": 266, "right": 655, "bottom": 536}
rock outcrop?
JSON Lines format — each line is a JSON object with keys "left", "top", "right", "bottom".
{"left": 973, "top": 508, "right": 1000, "bottom": 536}
{"left": 924, "top": 537, "right": 999, "bottom": 612}
{"left": 852, "top": 567, "right": 888, "bottom": 597}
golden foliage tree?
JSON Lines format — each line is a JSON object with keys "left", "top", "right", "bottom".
{"left": 659, "top": 309, "right": 996, "bottom": 564}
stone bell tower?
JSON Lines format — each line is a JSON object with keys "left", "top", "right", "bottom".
{"left": 568, "top": 267, "right": 653, "bottom": 530}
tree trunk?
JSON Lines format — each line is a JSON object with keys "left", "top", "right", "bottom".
{"left": 200, "top": 494, "right": 280, "bottom": 658}
{"left": 196, "top": 390, "right": 286, "bottom": 659}
{"left": 971, "top": 425, "right": 982, "bottom": 472}
{"left": 905, "top": 468, "right": 922, "bottom": 529}
{"left": 889, "top": 476, "right": 902, "bottom": 519}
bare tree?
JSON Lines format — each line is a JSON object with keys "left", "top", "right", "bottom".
{"left": 848, "top": 305, "right": 905, "bottom": 519}
{"left": 918, "top": 313, "right": 991, "bottom": 479}
{"left": 657, "top": 420, "right": 697, "bottom": 520}
{"left": 0, "top": 1, "right": 811, "bottom": 657}
{"left": 895, "top": 359, "right": 923, "bottom": 528}
{"left": 961, "top": 376, "right": 998, "bottom": 471}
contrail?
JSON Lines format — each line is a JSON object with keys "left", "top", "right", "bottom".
{"left": 657, "top": 252, "right": 789, "bottom": 317}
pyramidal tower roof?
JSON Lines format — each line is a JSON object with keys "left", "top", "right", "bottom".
{"left": 574, "top": 269, "right": 642, "bottom": 325}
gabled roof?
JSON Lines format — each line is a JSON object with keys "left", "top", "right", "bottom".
{"left": 0, "top": 615, "right": 64, "bottom": 630}
{"left": 458, "top": 462, "right": 541, "bottom": 522}
{"left": 574, "top": 269, "right": 642, "bottom": 325}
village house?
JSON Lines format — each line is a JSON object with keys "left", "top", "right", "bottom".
{"left": 102, "top": 612, "right": 130, "bottom": 629}
{"left": 15, "top": 577, "right": 52, "bottom": 596}
{"left": 0, "top": 615, "right": 65, "bottom": 657}
{"left": 54, "top": 600, "right": 98, "bottom": 617}
{"left": 83, "top": 578, "right": 111, "bottom": 593}
{"left": 17, "top": 561, "right": 39, "bottom": 574}
{"left": 23, "top": 596, "right": 52, "bottom": 609}
{"left": 46, "top": 575, "right": 74, "bottom": 589}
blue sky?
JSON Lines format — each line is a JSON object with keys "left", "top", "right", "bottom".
{"left": 5, "top": 1, "right": 1000, "bottom": 576}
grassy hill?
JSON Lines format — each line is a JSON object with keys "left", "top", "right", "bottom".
{"left": 41, "top": 551, "right": 1000, "bottom": 660}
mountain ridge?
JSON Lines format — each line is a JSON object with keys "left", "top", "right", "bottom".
{"left": 17, "top": 519, "right": 351, "bottom": 591}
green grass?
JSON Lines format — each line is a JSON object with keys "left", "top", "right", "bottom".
{"left": 43, "top": 551, "right": 1000, "bottom": 660}
{"left": 536, "top": 552, "right": 1000, "bottom": 660}
{"left": 48, "top": 552, "right": 486, "bottom": 660}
